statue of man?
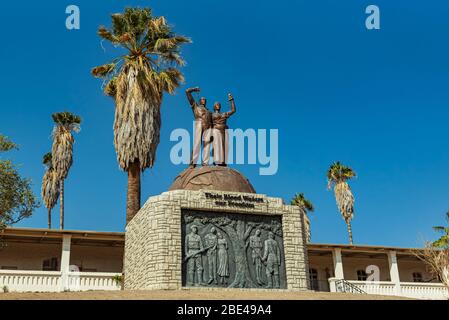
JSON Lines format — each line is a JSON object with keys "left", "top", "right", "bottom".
{"left": 249, "top": 229, "right": 264, "bottom": 286}
{"left": 211, "top": 94, "right": 236, "bottom": 166}
{"left": 186, "top": 87, "right": 212, "bottom": 167}
{"left": 185, "top": 225, "right": 205, "bottom": 286}
{"left": 204, "top": 227, "right": 218, "bottom": 284}
{"left": 262, "top": 232, "right": 281, "bottom": 289}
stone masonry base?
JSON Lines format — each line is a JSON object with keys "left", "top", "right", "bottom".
{"left": 124, "top": 190, "right": 310, "bottom": 291}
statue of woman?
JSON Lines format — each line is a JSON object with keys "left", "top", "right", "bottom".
{"left": 216, "top": 232, "right": 229, "bottom": 285}
{"left": 211, "top": 94, "right": 236, "bottom": 166}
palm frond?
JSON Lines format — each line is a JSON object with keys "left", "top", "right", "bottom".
{"left": 158, "top": 52, "right": 186, "bottom": 67}
{"left": 42, "top": 152, "right": 53, "bottom": 168}
{"left": 327, "top": 161, "right": 356, "bottom": 189}
{"left": 91, "top": 63, "right": 116, "bottom": 78}
{"left": 0, "top": 135, "right": 17, "bottom": 152}
{"left": 432, "top": 211, "right": 449, "bottom": 249}
{"left": 291, "top": 193, "right": 314, "bottom": 213}
{"left": 334, "top": 181, "right": 355, "bottom": 222}
{"left": 157, "top": 68, "right": 184, "bottom": 94}
{"left": 41, "top": 169, "right": 60, "bottom": 210}
{"left": 111, "top": 13, "right": 127, "bottom": 37}
{"left": 153, "top": 36, "right": 190, "bottom": 52}
{"left": 104, "top": 77, "right": 118, "bottom": 97}
{"left": 433, "top": 226, "right": 446, "bottom": 233}
{"left": 52, "top": 112, "right": 82, "bottom": 126}
{"left": 98, "top": 26, "right": 118, "bottom": 43}
{"left": 149, "top": 16, "right": 167, "bottom": 34}
{"left": 432, "top": 235, "right": 449, "bottom": 249}
{"left": 124, "top": 7, "right": 152, "bottom": 38}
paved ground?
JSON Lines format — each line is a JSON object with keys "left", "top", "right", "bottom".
{"left": 0, "top": 289, "right": 412, "bottom": 300}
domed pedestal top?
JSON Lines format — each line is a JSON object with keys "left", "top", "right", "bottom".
{"left": 169, "top": 166, "right": 256, "bottom": 194}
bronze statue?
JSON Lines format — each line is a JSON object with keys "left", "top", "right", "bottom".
{"left": 212, "top": 94, "right": 236, "bottom": 166}
{"left": 186, "top": 87, "right": 212, "bottom": 167}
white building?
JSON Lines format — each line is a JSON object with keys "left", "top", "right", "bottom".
{"left": 0, "top": 228, "right": 123, "bottom": 292}
{"left": 0, "top": 227, "right": 447, "bottom": 299}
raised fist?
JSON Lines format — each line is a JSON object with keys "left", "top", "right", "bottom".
{"left": 187, "top": 87, "right": 201, "bottom": 93}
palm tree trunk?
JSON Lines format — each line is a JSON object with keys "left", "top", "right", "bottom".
{"left": 126, "top": 160, "right": 141, "bottom": 225}
{"left": 60, "top": 180, "right": 64, "bottom": 230}
{"left": 48, "top": 208, "right": 52, "bottom": 229}
{"left": 346, "top": 221, "right": 353, "bottom": 245}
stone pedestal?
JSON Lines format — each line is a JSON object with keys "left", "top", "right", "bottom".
{"left": 124, "top": 189, "right": 309, "bottom": 291}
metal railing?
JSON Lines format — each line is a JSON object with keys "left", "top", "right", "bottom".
{"left": 334, "top": 279, "right": 367, "bottom": 294}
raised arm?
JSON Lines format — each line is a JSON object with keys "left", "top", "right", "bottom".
{"left": 186, "top": 87, "right": 200, "bottom": 107}
{"left": 226, "top": 93, "right": 236, "bottom": 117}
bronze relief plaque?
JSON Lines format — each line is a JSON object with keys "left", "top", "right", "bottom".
{"left": 182, "top": 209, "right": 287, "bottom": 289}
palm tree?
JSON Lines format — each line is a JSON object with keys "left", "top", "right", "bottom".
{"left": 327, "top": 161, "right": 356, "bottom": 244}
{"left": 432, "top": 211, "right": 449, "bottom": 249}
{"left": 41, "top": 153, "right": 60, "bottom": 229}
{"left": 291, "top": 193, "right": 314, "bottom": 212}
{"left": 51, "top": 112, "right": 81, "bottom": 230}
{"left": 91, "top": 8, "right": 190, "bottom": 225}
{"left": 291, "top": 193, "right": 314, "bottom": 242}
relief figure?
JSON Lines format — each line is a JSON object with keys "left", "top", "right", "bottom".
{"left": 185, "top": 225, "right": 206, "bottom": 286}
{"left": 262, "top": 231, "right": 281, "bottom": 289}
{"left": 249, "top": 229, "right": 264, "bottom": 286}
{"left": 204, "top": 227, "right": 218, "bottom": 284}
{"left": 216, "top": 232, "right": 230, "bottom": 285}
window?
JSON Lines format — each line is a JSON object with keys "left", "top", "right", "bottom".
{"left": 412, "top": 272, "right": 423, "bottom": 283}
{"left": 357, "top": 269, "right": 367, "bottom": 281}
{"left": 42, "top": 257, "right": 58, "bottom": 271}
{"left": 309, "top": 268, "right": 319, "bottom": 290}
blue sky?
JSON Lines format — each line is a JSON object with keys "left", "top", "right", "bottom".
{"left": 1, "top": 1, "right": 448, "bottom": 248}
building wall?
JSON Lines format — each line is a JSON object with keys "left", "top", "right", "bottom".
{"left": 341, "top": 255, "right": 435, "bottom": 283}
{"left": 0, "top": 241, "right": 123, "bottom": 273}
{"left": 70, "top": 245, "right": 123, "bottom": 273}
{"left": 397, "top": 259, "right": 436, "bottom": 283}
{"left": 308, "top": 254, "right": 391, "bottom": 282}
{"left": 309, "top": 251, "right": 438, "bottom": 287}
{"left": 341, "top": 256, "right": 390, "bottom": 281}
{"left": 0, "top": 242, "right": 61, "bottom": 270}
{"left": 308, "top": 255, "right": 334, "bottom": 291}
